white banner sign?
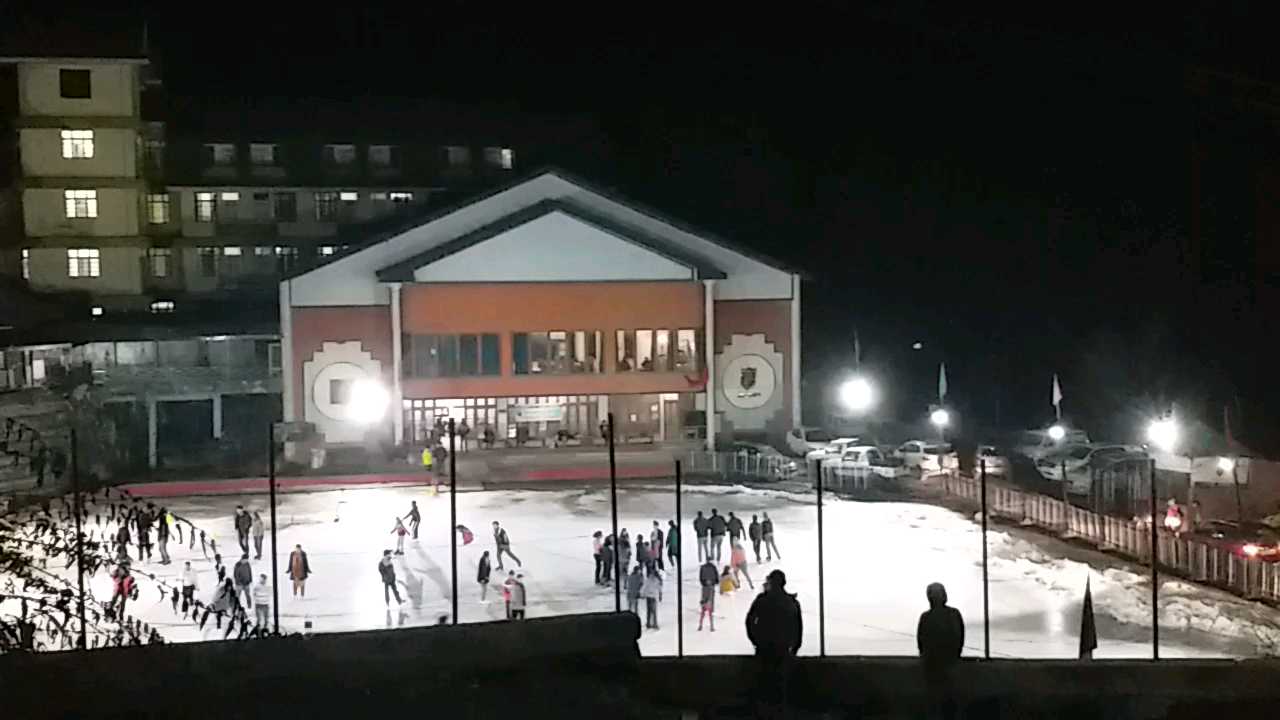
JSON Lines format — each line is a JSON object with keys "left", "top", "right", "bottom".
{"left": 510, "top": 404, "right": 565, "bottom": 423}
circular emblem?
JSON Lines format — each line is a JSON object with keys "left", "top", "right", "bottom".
{"left": 312, "top": 361, "right": 370, "bottom": 421}
{"left": 722, "top": 354, "right": 776, "bottom": 410}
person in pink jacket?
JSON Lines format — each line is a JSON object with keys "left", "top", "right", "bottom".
{"left": 730, "top": 539, "right": 755, "bottom": 590}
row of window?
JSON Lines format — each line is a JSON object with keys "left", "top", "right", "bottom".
{"left": 203, "top": 142, "right": 514, "bottom": 170}
{"left": 401, "top": 330, "right": 702, "bottom": 379}
{"left": 20, "top": 245, "right": 347, "bottom": 281}
{"left": 59, "top": 189, "right": 416, "bottom": 222}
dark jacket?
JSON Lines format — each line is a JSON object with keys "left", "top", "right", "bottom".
{"left": 727, "top": 515, "right": 744, "bottom": 539}
{"left": 666, "top": 526, "right": 679, "bottom": 551}
{"left": 761, "top": 518, "right": 774, "bottom": 536}
{"left": 746, "top": 589, "right": 803, "bottom": 657}
{"left": 748, "top": 520, "right": 762, "bottom": 541}
{"left": 917, "top": 605, "right": 965, "bottom": 672}
{"left": 477, "top": 556, "right": 491, "bottom": 584}
{"left": 699, "top": 562, "right": 719, "bottom": 587}
{"left": 709, "top": 514, "right": 727, "bottom": 536}
{"left": 233, "top": 559, "right": 253, "bottom": 586}
{"left": 378, "top": 557, "right": 396, "bottom": 584}
{"left": 626, "top": 570, "right": 645, "bottom": 600}
{"left": 235, "top": 512, "right": 252, "bottom": 534}
{"left": 693, "top": 516, "right": 709, "bottom": 538}
{"left": 156, "top": 516, "right": 170, "bottom": 541}
{"left": 286, "top": 550, "right": 311, "bottom": 580}
{"left": 494, "top": 527, "right": 511, "bottom": 548}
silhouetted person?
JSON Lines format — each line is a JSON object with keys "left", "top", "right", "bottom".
{"left": 745, "top": 569, "right": 802, "bottom": 711}
{"left": 917, "top": 582, "right": 965, "bottom": 720}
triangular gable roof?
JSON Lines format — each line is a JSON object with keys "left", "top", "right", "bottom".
{"left": 375, "top": 198, "right": 726, "bottom": 282}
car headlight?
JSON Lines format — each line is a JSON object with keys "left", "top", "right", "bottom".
{"left": 1244, "top": 543, "right": 1261, "bottom": 557}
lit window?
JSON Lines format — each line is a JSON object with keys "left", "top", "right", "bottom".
{"left": 64, "top": 189, "right": 98, "bottom": 218}
{"left": 319, "top": 245, "right": 337, "bottom": 256}
{"left": 220, "top": 191, "right": 240, "bottom": 202}
{"left": 484, "top": 146, "right": 514, "bottom": 170}
{"left": 274, "top": 245, "right": 299, "bottom": 271}
{"left": 147, "top": 193, "right": 170, "bottom": 224}
{"left": 368, "top": 145, "right": 396, "bottom": 167}
{"left": 147, "top": 248, "right": 171, "bottom": 277}
{"left": 371, "top": 191, "right": 388, "bottom": 202}
{"left": 389, "top": 191, "right": 413, "bottom": 204}
{"left": 60, "top": 69, "right": 92, "bottom": 99}
{"left": 223, "top": 246, "right": 242, "bottom": 256}
{"left": 20, "top": 248, "right": 31, "bottom": 279}
{"left": 204, "top": 143, "right": 236, "bottom": 166}
{"left": 150, "top": 300, "right": 175, "bottom": 314}
{"left": 90, "top": 306, "right": 104, "bottom": 317}
{"left": 61, "top": 129, "right": 95, "bottom": 159}
{"left": 249, "top": 143, "right": 277, "bottom": 165}
{"left": 339, "top": 191, "right": 358, "bottom": 202}
{"left": 66, "top": 248, "right": 101, "bottom": 278}
{"left": 314, "top": 191, "right": 339, "bottom": 220}
{"left": 445, "top": 145, "right": 471, "bottom": 167}
{"left": 195, "top": 192, "right": 216, "bottom": 222}
{"left": 324, "top": 144, "right": 356, "bottom": 165}
{"left": 254, "top": 246, "right": 272, "bottom": 257}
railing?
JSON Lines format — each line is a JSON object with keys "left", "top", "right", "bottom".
{"left": 684, "top": 451, "right": 798, "bottom": 481}
{"left": 939, "top": 473, "right": 1280, "bottom": 603}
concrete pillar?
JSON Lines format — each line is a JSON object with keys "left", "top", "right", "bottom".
{"left": 390, "top": 283, "right": 404, "bottom": 445}
{"left": 147, "top": 398, "right": 158, "bottom": 469}
{"left": 279, "top": 280, "right": 296, "bottom": 422}
{"left": 790, "top": 273, "right": 802, "bottom": 430}
{"left": 212, "top": 393, "right": 223, "bottom": 439}
{"left": 658, "top": 395, "right": 666, "bottom": 442}
{"left": 702, "top": 279, "right": 717, "bottom": 452}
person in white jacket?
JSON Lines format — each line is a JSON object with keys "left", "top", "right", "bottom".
{"left": 641, "top": 567, "right": 664, "bottom": 630}
{"left": 252, "top": 573, "right": 271, "bottom": 634}
{"left": 180, "top": 561, "right": 198, "bottom": 614}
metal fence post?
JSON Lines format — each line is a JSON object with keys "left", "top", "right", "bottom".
{"left": 980, "top": 458, "right": 990, "bottom": 659}
{"left": 816, "top": 458, "right": 825, "bottom": 657}
{"left": 1149, "top": 458, "right": 1159, "bottom": 660}
{"left": 70, "top": 428, "right": 87, "bottom": 649}
{"left": 268, "top": 422, "right": 280, "bottom": 636}
{"left": 675, "top": 459, "right": 683, "bottom": 657}
{"left": 608, "top": 413, "right": 620, "bottom": 613}
{"left": 449, "top": 419, "right": 458, "bottom": 624}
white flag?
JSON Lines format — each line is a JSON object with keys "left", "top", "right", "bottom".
{"left": 938, "top": 362, "right": 948, "bottom": 402}
{"left": 1052, "top": 373, "right": 1063, "bottom": 418}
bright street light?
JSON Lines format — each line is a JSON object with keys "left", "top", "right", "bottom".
{"left": 348, "top": 378, "right": 390, "bottom": 424}
{"left": 839, "top": 377, "right": 876, "bottom": 413}
{"left": 1217, "top": 456, "right": 1235, "bottom": 473}
{"left": 1048, "top": 424, "right": 1066, "bottom": 442}
{"left": 1146, "top": 417, "right": 1179, "bottom": 453}
{"left": 930, "top": 408, "right": 950, "bottom": 428}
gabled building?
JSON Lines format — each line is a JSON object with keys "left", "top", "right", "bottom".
{"left": 281, "top": 168, "right": 802, "bottom": 451}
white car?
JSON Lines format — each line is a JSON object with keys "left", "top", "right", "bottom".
{"left": 805, "top": 436, "right": 861, "bottom": 463}
{"left": 974, "top": 445, "right": 1009, "bottom": 476}
{"left": 896, "top": 441, "right": 955, "bottom": 473}
{"left": 1037, "top": 444, "right": 1147, "bottom": 493}
{"left": 786, "top": 426, "right": 835, "bottom": 456}
{"left": 830, "top": 445, "right": 910, "bottom": 479}
{"left": 1015, "top": 428, "right": 1091, "bottom": 460}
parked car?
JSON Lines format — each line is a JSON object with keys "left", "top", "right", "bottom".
{"left": 896, "top": 441, "right": 955, "bottom": 473}
{"left": 1194, "top": 520, "right": 1280, "bottom": 562}
{"left": 1014, "top": 428, "right": 1091, "bottom": 460}
{"left": 974, "top": 445, "right": 1009, "bottom": 476}
{"left": 732, "top": 441, "right": 799, "bottom": 479}
{"left": 1037, "top": 444, "right": 1148, "bottom": 494}
{"left": 786, "top": 426, "right": 835, "bottom": 456}
{"left": 831, "top": 445, "right": 910, "bottom": 479}
{"left": 805, "top": 436, "right": 862, "bottom": 463}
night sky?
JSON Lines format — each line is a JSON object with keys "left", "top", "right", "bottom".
{"left": 21, "top": 6, "right": 1280, "bottom": 449}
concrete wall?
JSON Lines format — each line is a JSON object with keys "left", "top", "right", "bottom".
{"left": 22, "top": 187, "right": 140, "bottom": 237}
{"left": 290, "top": 305, "right": 394, "bottom": 423}
{"left": 17, "top": 62, "right": 139, "bottom": 117}
{"left": 19, "top": 127, "right": 139, "bottom": 178}
{"left": 714, "top": 298, "right": 794, "bottom": 442}
{"left": 23, "top": 245, "right": 144, "bottom": 294}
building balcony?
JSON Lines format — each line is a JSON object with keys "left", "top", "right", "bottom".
{"left": 96, "top": 364, "right": 281, "bottom": 397}
{"left": 215, "top": 220, "right": 279, "bottom": 240}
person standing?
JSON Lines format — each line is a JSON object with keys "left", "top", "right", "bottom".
{"left": 379, "top": 550, "right": 403, "bottom": 605}
{"left": 135, "top": 512, "right": 152, "bottom": 562}
{"left": 761, "top": 512, "right": 781, "bottom": 561}
{"left": 156, "top": 508, "right": 171, "bottom": 565}
{"left": 748, "top": 514, "right": 763, "bottom": 563}
{"left": 391, "top": 517, "right": 408, "bottom": 555}
{"left": 234, "top": 505, "right": 252, "bottom": 554}
{"left": 180, "top": 561, "right": 198, "bottom": 613}
{"left": 601, "top": 534, "right": 615, "bottom": 584}
{"left": 693, "top": 511, "right": 709, "bottom": 562}
{"left": 404, "top": 501, "right": 421, "bottom": 539}
{"left": 251, "top": 511, "right": 265, "bottom": 560}
{"left": 618, "top": 529, "right": 632, "bottom": 572}
{"left": 492, "top": 521, "right": 522, "bottom": 570}
{"left": 666, "top": 520, "right": 679, "bottom": 568}
{"left": 650, "top": 521, "right": 665, "bottom": 571}
{"left": 252, "top": 573, "right": 271, "bottom": 634}
{"left": 698, "top": 559, "right": 718, "bottom": 632}
{"left": 509, "top": 573, "right": 528, "bottom": 620}
{"left": 917, "top": 582, "right": 965, "bottom": 720}
{"left": 213, "top": 553, "right": 226, "bottom": 584}
{"left": 477, "top": 550, "right": 492, "bottom": 600}
{"left": 731, "top": 539, "right": 755, "bottom": 590}
{"left": 287, "top": 544, "right": 311, "bottom": 597}
{"left": 746, "top": 570, "right": 803, "bottom": 712}
{"left": 114, "top": 520, "right": 131, "bottom": 563}
{"left": 727, "top": 512, "right": 744, "bottom": 543}
{"left": 709, "top": 509, "right": 727, "bottom": 562}
{"left": 626, "top": 564, "right": 644, "bottom": 615}
{"left": 635, "top": 539, "right": 650, "bottom": 572}
{"left": 592, "top": 531, "right": 605, "bottom": 585}
{"left": 502, "top": 570, "right": 516, "bottom": 618}
{"left": 641, "top": 566, "right": 663, "bottom": 630}
{"left": 234, "top": 553, "right": 254, "bottom": 609}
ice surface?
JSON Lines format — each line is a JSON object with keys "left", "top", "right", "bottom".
{"left": 7, "top": 484, "right": 1280, "bottom": 657}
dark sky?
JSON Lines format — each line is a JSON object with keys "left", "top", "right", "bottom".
{"left": 29, "top": 5, "right": 1280, "bottom": 447}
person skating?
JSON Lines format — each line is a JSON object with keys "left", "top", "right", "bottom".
{"left": 502, "top": 570, "right": 516, "bottom": 618}
{"left": 287, "top": 544, "right": 311, "bottom": 597}
{"left": 391, "top": 517, "right": 408, "bottom": 555}
{"left": 666, "top": 520, "right": 679, "bottom": 568}
{"left": 719, "top": 565, "right": 738, "bottom": 594}
{"left": 650, "top": 521, "right": 665, "bottom": 571}
{"left": 251, "top": 511, "right": 265, "bottom": 560}
{"left": 233, "top": 553, "right": 254, "bottom": 609}
{"left": 746, "top": 570, "right": 803, "bottom": 711}
{"left": 214, "top": 553, "right": 226, "bottom": 584}
{"left": 693, "top": 511, "right": 709, "bottom": 562}
{"left": 379, "top": 550, "right": 404, "bottom": 605}
{"left": 618, "top": 529, "right": 632, "bottom": 571}
{"left": 509, "top": 573, "right": 528, "bottom": 620}
{"left": 698, "top": 559, "right": 718, "bottom": 631}
{"left": 641, "top": 566, "right": 663, "bottom": 630}
{"left": 477, "top": 551, "right": 492, "bottom": 600}
{"left": 111, "top": 564, "right": 136, "bottom": 620}
{"left": 201, "top": 578, "right": 236, "bottom": 630}
{"left": 156, "top": 507, "right": 171, "bottom": 564}
{"left": 635, "top": 538, "right": 650, "bottom": 572}
{"left": 626, "top": 564, "right": 644, "bottom": 615}
{"left": 114, "top": 516, "right": 132, "bottom": 562}
{"left": 761, "top": 512, "right": 781, "bottom": 561}
{"left": 404, "top": 501, "right": 421, "bottom": 539}
{"left": 234, "top": 505, "right": 252, "bottom": 554}
{"left": 709, "top": 509, "right": 727, "bottom": 562}
{"left": 252, "top": 573, "right": 271, "bottom": 634}
{"left": 748, "top": 514, "right": 763, "bottom": 563}
{"left": 180, "top": 561, "right": 198, "bottom": 613}
{"left": 492, "top": 521, "right": 522, "bottom": 570}
{"left": 917, "top": 582, "right": 965, "bottom": 720}
{"left": 727, "top": 511, "right": 744, "bottom": 543}
{"left": 592, "top": 531, "right": 605, "bottom": 585}
{"left": 731, "top": 539, "right": 755, "bottom": 590}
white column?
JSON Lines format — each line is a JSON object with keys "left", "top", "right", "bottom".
{"left": 279, "top": 279, "right": 296, "bottom": 422}
{"left": 703, "top": 279, "right": 717, "bottom": 452}
{"left": 390, "top": 283, "right": 405, "bottom": 445}
{"left": 790, "top": 273, "right": 802, "bottom": 430}
{"left": 147, "top": 398, "right": 158, "bottom": 469}
{"left": 212, "top": 393, "right": 223, "bottom": 439}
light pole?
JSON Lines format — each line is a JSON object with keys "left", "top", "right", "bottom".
{"left": 1145, "top": 415, "right": 1179, "bottom": 660}
{"left": 838, "top": 376, "right": 876, "bottom": 415}
{"left": 930, "top": 407, "right": 949, "bottom": 444}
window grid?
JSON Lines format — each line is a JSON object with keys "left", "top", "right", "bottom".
{"left": 195, "top": 192, "right": 216, "bottom": 222}
{"left": 63, "top": 189, "right": 97, "bottom": 218}
{"left": 21, "top": 249, "right": 30, "bottom": 280}
{"left": 66, "top": 248, "right": 100, "bottom": 278}
{"left": 147, "top": 193, "right": 170, "bottom": 224}
{"left": 61, "top": 129, "right": 94, "bottom": 159}
{"left": 147, "top": 248, "right": 171, "bottom": 278}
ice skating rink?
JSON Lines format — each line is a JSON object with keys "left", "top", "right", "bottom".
{"left": 31, "top": 483, "right": 1280, "bottom": 657}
